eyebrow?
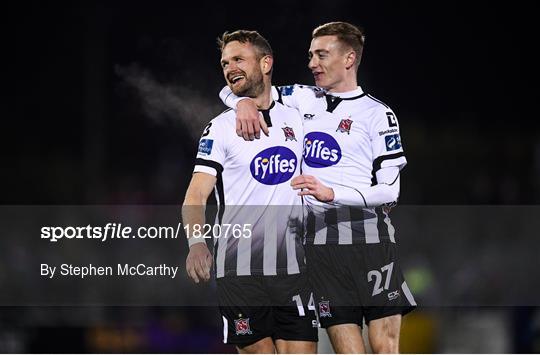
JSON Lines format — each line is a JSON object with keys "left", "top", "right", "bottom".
{"left": 309, "top": 49, "right": 330, "bottom": 55}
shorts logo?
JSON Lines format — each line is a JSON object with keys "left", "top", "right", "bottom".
{"left": 234, "top": 318, "right": 253, "bottom": 335}
{"left": 198, "top": 139, "right": 214, "bottom": 155}
{"left": 250, "top": 146, "right": 297, "bottom": 185}
{"left": 282, "top": 126, "right": 297, "bottom": 141}
{"left": 319, "top": 301, "right": 332, "bottom": 318}
{"left": 336, "top": 118, "right": 353, "bottom": 134}
{"left": 304, "top": 113, "right": 315, "bottom": 120}
{"left": 385, "top": 134, "right": 402, "bottom": 151}
{"left": 387, "top": 290, "right": 400, "bottom": 301}
{"left": 303, "top": 132, "right": 342, "bottom": 168}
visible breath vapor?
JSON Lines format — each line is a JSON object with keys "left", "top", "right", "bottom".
{"left": 115, "top": 64, "right": 224, "bottom": 139}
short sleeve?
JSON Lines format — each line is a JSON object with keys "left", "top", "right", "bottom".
{"left": 369, "top": 107, "right": 407, "bottom": 173}
{"left": 193, "top": 118, "right": 227, "bottom": 176}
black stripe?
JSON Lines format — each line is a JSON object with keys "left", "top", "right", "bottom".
{"left": 276, "top": 86, "right": 283, "bottom": 105}
{"left": 375, "top": 207, "right": 390, "bottom": 241}
{"left": 366, "top": 94, "right": 390, "bottom": 108}
{"left": 195, "top": 158, "right": 224, "bottom": 174}
{"left": 341, "top": 93, "right": 366, "bottom": 101}
{"left": 215, "top": 173, "right": 225, "bottom": 224}
{"left": 305, "top": 210, "right": 315, "bottom": 243}
{"left": 324, "top": 208, "right": 339, "bottom": 241}
{"left": 224, "top": 236, "right": 238, "bottom": 276}
{"left": 350, "top": 206, "right": 366, "bottom": 242}
{"left": 372, "top": 151, "right": 405, "bottom": 172}
{"left": 212, "top": 173, "right": 225, "bottom": 277}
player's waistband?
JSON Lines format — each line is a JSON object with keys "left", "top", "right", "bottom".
{"left": 304, "top": 206, "right": 396, "bottom": 245}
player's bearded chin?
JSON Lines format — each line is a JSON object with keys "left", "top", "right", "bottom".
{"left": 229, "top": 69, "right": 264, "bottom": 98}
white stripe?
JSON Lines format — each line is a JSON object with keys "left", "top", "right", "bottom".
{"left": 384, "top": 214, "right": 396, "bottom": 243}
{"left": 337, "top": 208, "right": 352, "bottom": 245}
{"left": 264, "top": 208, "right": 277, "bottom": 275}
{"left": 313, "top": 211, "right": 327, "bottom": 245}
{"left": 193, "top": 164, "right": 218, "bottom": 176}
{"left": 222, "top": 316, "right": 228, "bottom": 344}
{"left": 236, "top": 230, "right": 252, "bottom": 276}
{"left": 364, "top": 210, "right": 380, "bottom": 244}
{"left": 401, "top": 281, "right": 417, "bottom": 306}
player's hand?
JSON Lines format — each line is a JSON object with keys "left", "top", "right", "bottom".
{"left": 236, "top": 98, "right": 269, "bottom": 140}
{"left": 185, "top": 242, "right": 212, "bottom": 283}
{"left": 291, "top": 175, "right": 334, "bottom": 202}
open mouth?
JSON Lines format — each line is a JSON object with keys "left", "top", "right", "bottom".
{"left": 229, "top": 74, "right": 245, "bottom": 85}
{"left": 313, "top": 72, "right": 323, "bottom": 81}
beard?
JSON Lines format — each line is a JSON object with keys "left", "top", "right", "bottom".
{"left": 230, "top": 69, "right": 265, "bottom": 98}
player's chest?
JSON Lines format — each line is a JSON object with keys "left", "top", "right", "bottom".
{"left": 227, "top": 121, "right": 303, "bottom": 166}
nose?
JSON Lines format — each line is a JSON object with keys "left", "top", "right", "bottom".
{"left": 308, "top": 56, "right": 318, "bottom": 70}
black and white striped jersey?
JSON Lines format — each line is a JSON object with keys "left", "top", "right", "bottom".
{"left": 275, "top": 84, "right": 406, "bottom": 245}
{"left": 193, "top": 101, "right": 306, "bottom": 278}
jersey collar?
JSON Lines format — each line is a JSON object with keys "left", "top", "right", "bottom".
{"left": 258, "top": 100, "right": 275, "bottom": 127}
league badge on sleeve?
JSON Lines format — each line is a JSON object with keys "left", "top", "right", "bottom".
{"left": 234, "top": 317, "right": 253, "bottom": 335}
{"left": 336, "top": 118, "right": 353, "bottom": 134}
{"left": 198, "top": 139, "right": 214, "bottom": 155}
{"left": 282, "top": 125, "right": 297, "bottom": 141}
{"left": 385, "top": 134, "right": 402, "bottom": 151}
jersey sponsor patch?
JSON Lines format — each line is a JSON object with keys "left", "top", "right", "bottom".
{"left": 198, "top": 139, "right": 214, "bottom": 155}
{"left": 385, "top": 134, "right": 402, "bottom": 151}
{"left": 303, "top": 132, "right": 342, "bottom": 168}
{"left": 250, "top": 146, "right": 297, "bottom": 185}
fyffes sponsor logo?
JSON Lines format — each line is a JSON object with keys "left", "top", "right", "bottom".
{"left": 250, "top": 146, "right": 297, "bottom": 185}
{"left": 303, "top": 132, "right": 341, "bottom": 168}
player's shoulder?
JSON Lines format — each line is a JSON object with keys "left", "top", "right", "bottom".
{"left": 209, "top": 107, "right": 236, "bottom": 125}
{"left": 277, "top": 84, "right": 326, "bottom": 99}
{"left": 361, "top": 93, "right": 395, "bottom": 113}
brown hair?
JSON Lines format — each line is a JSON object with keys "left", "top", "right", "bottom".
{"left": 312, "top": 22, "right": 365, "bottom": 69}
{"left": 217, "top": 30, "right": 273, "bottom": 59}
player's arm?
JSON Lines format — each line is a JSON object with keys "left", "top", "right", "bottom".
{"left": 291, "top": 167, "right": 400, "bottom": 207}
{"left": 182, "top": 172, "right": 216, "bottom": 283}
{"left": 218, "top": 84, "right": 301, "bottom": 140}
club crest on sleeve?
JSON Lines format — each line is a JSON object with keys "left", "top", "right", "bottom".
{"left": 336, "top": 118, "right": 353, "bottom": 134}
{"left": 319, "top": 300, "right": 332, "bottom": 318}
{"left": 234, "top": 317, "right": 253, "bottom": 335}
{"left": 282, "top": 126, "right": 297, "bottom": 141}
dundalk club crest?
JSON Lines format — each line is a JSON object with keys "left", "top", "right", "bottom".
{"left": 234, "top": 317, "right": 253, "bottom": 335}
{"left": 336, "top": 118, "right": 353, "bottom": 134}
{"left": 282, "top": 125, "right": 297, "bottom": 141}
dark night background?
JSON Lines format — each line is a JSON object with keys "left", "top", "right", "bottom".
{"left": 3, "top": 0, "right": 540, "bottom": 353}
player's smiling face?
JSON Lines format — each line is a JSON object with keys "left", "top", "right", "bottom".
{"left": 308, "top": 35, "right": 350, "bottom": 91}
{"left": 221, "top": 41, "right": 264, "bottom": 97}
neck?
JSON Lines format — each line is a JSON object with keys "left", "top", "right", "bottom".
{"left": 327, "top": 75, "right": 358, "bottom": 93}
{"left": 252, "top": 82, "right": 273, "bottom": 109}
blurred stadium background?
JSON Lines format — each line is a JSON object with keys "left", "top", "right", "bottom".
{"left": 3, "top": 0, "right": 539, "bottom": 353}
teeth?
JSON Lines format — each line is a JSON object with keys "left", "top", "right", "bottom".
{"left": 231, "top": 75, "right": 244, "bottom": 83}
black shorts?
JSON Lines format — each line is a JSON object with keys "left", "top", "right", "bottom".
{"left": 305, "top": 243, "right": 416, "bottom": 328}
{"left": 217, "top": 273, "right": 318, "bottom": 345}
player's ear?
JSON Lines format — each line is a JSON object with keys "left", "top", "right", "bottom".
{"left": 260, "top": 55, "right": 273, "bottom": 75}
{"left": 345, "top": 50, "right": 356, "bottom": 70}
